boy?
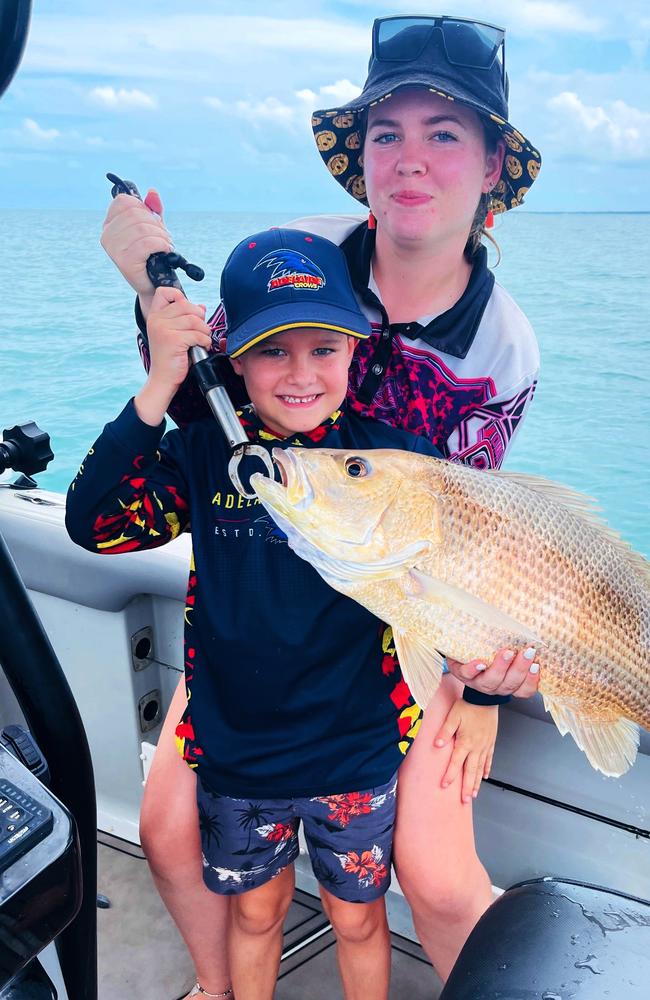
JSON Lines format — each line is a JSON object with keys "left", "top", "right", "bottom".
{"left": 66, "top": 229, "right": 498, "bottom": 1000}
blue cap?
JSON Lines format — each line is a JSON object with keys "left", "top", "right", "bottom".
{"left": 222, "top": 228, "right": 371, "bottom": 358}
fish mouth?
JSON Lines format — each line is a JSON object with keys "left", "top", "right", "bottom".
{"left": 250, "top": 448, "right": 314, "bottom": 516}
{"left": 272, "top": 448, "right": 314, "bottom": 511}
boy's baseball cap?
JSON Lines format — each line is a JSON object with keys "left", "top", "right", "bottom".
{"left": 223, "top": 228, "right": 371, "bottom": 358}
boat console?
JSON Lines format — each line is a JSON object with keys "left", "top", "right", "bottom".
{"left": 0, "top": 740, "right": 81, "bottom": 998}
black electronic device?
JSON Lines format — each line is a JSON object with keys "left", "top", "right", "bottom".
{"left": 0, "top": 745, "right": 81, "bottom": 994}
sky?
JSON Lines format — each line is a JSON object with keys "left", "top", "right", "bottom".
{"left": 1, "top": 0, "right": 649, "bottom": 212}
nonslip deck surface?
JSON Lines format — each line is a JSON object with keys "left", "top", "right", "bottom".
{"left": 97, "top": 842, "right": 442, "bottom": 999}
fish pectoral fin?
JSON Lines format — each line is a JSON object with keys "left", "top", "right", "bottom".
{"left": 392, "top": 626, "right": 445, "bottom": 710}
{"left": 408, "top": 569, "right": 541, "bottom": 646}
{"left": 314, "top": 539, "right": 433, "bottom": 585}
{"left": 542, "top": 694, "right": 639, "bottom": 777}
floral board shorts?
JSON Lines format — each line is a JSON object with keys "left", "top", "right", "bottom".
{"left": 196, "top": 772, "right": 398, "bottom": 902}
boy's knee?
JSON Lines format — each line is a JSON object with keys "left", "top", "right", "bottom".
{"left": 326, "top": 897, "right": 386, "bottom": 945}
{"left": 232, "top": 881, "right": 293, "bottom": 937}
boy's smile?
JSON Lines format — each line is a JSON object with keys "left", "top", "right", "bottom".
{"left": 230, "top": 328, "right": 356, "bottom": 439}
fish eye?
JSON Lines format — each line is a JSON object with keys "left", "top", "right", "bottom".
{"left": 344, "top": 456, "right": 370, "bottom": 478}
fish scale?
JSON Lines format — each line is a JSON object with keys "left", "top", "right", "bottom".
{"left": 252, "top": 448, "right": 650, "bottom": 776}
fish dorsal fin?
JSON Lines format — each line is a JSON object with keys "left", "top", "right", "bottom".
{"left": 542, "top": 694, "right": 639, "bottom": 777}
{"left": 408, "top": 569, "right": 541, "bottom": 646}
{"left": 486, "top": 470, "right": 650, "bottom": 586}
{"left": 486, "top": 468, "right": 601, "bottom": 515}
{"left": 392, "top": 626, "right": 445, "bottom": 709}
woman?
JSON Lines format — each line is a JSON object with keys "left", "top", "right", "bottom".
{"left": 101, "top": 14, "right": 542, "bottom": 997}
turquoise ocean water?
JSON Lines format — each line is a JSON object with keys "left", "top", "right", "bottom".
{"left": 1, "top": 211, "right": 648, "bottom": 557}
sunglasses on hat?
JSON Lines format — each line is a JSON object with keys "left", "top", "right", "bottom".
{"left": 372, "top": 15, "right": 506, "bottom": 92}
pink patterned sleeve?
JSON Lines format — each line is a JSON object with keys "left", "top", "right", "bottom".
{"left": 445, "top": 372, "right": 538, "bottom": 471}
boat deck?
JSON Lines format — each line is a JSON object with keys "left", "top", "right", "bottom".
{"left": 96, "top": 842, "right": 442, "bottom": 999}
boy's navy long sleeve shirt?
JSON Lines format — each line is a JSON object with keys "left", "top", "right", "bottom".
{"left": 66, "top": 401, "right": 501, "bottom": 799}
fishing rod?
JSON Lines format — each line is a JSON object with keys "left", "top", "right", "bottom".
{"left": 106, "top": 173, "right": 274, "bottom": 499}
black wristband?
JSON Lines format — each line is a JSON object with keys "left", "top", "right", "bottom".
{"left": 462, "top": 686, "right": 511, "bottom": 706}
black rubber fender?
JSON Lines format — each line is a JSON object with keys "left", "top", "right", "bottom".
{"left": 439, "top": 877, "right": 650, "bottom": 999}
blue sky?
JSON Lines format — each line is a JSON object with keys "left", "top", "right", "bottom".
{"left": 1, "top": 0, "right": 649, "bottom": 212}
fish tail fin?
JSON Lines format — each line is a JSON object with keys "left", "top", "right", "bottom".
{"left": 542, "top": 694, "right": 639, "bottom": 777}
{"left": 392, "top": 626, "right": 445, "bottom": 709}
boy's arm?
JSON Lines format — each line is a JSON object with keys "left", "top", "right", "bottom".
{"left": 65, "top": 399, "right": 190, "bottom": 555}
{"left": 66, "top": 285, "right": 213, "bottom": 553}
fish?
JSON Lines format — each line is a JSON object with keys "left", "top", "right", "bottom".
{"left": 251, "top": 448, "right": 650, "bottom": 777}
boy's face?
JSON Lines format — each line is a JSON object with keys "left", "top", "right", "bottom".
{"left": 230, "top": 328, "right": 356, "bottom": 438}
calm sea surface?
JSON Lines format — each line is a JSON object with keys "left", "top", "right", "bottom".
{"left": 1, "top": 211, "right": 648, "bottom": 556}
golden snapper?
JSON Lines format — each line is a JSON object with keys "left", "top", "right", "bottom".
{"left": 252, "top": 449, "right": 650, "bottom": 777}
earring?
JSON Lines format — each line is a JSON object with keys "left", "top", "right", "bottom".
{"left": 368, "top": 211, "right": 377, "bottom": 230}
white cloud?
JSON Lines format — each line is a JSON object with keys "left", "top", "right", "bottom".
{"left": 205, "top": 80, "right": 362, "bottom": 132}
{"left": 89, "top": 86, "right": 157, "bottom": 110}
{"left": 547, "top": 91, "right": 650, "bottom": 160}
{"left": 296, "top": 79, "right": 362, "bottom": 108}
{"left": 22, "top": 118, "right": 60, "bottom": 142}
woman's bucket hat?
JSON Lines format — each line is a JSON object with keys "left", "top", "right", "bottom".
{"left": 311, "top": 15, "right": 541, "bottom": 214}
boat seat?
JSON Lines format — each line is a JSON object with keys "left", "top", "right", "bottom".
{"left": 440, "top": 876, "right": 650, "bottom": 999}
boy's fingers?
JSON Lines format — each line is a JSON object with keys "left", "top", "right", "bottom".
{"left": 440, "top": 744, "right": 466, "bottom": 790}
{"left": 461, "top": 752, "right": 480, "bottom": 803}
{"left": 150, "top": 286, "right": 185, "bottom": 311}
{"left": 472, "top": 754, "right": 487, "bottom": 798}
{"left": 433, "top": 705, "right": 460, "bottom": 748}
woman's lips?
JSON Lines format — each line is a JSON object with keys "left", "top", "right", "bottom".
{"left": 391, "top": 190, "right": 432, "bottom": 206}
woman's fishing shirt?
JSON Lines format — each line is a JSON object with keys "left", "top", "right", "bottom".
{"left": 134, "top": 217, "right": 540, "bottom": 472}
{"left": 66, "top": 402, "right": 441, "bottom": 798}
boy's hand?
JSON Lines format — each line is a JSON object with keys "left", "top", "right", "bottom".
{"left": 134, "top": 287, "right": 212, "bottom": 426}
{"left": 100, "top": 189, "right": 171, "bottom": 313}
{"left": 434, "top": 701, "right": 498, "bottom": 804}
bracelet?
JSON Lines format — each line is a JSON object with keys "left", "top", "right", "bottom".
{"left": 189, "top": 984, "right": 233, "bottom": 998}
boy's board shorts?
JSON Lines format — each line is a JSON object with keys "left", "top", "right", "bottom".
{"left": 197, "top": 773, "right": 398, "bottom": 903}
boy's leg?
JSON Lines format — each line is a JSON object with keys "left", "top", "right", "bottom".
{"left": 302, "top": 774, "right": 397, "bottom": 1000}
{"left": 197, "top": 780, "right": 300, "bottom": 1000}
{"left": 319, "top": 890, "right": 390, "bottom": 1000}
{"left": 392, "top": 674, "right": 493, "bottom": 982}
{"left": 228, "top": 864, "right": 295, "bottom": 1000}
{"left": 139, "top": 676, "right": 231, "bottom": 999}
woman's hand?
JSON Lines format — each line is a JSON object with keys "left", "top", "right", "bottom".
{"left": 446, "top": 646, "right": 541, "bottom": 699}
{"left": 433, "top": 701, "right": 498, "bottom": 804}
{"left": 134, "top": 287, "right": 212, "bottom": 427}
{"left": 100, "top": 189, "right": 171, "bottom": 314}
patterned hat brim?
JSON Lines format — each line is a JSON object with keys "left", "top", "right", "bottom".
{"left": 312, "top": 83, "right": 541, "bottom": 214}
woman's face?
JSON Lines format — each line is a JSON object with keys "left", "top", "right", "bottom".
{"left": 363, "top": 89, "right": 504, "bottom": 250}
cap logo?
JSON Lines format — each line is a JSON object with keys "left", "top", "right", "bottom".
{"left": 254, "top": 249, "right": 326, "bottom": 292}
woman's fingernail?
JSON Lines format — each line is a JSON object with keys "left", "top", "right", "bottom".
{"left": 523, "top": 647, "right": 536, "bottom": 660}
{"left": 442, "top": 781, "right": 449, "bottom": 789}
{"left": 476, "top": 662, "right": 487, "bottom": 672}
{"left": 434, "top": 739, "right": 445, "bottom": 747}
{"left": 472, "top": 790, "right": 479, "bottom": 798}
{"left": 530, "top": 662, "right": 540, "bottom": 675}
{"left": 502, "top": 649, "right": 515, "bottom": 662}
